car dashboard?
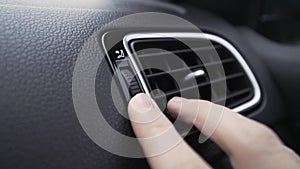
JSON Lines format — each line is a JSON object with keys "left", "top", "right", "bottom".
{"left": 0, "top": 0, "right": 300, "bottom": 168}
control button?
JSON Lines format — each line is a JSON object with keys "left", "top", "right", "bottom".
{"left": 120, "top": 69, "right": 142, "bottom": 96}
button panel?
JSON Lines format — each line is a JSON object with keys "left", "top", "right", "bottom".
{"left": 102, "top": 31, "right": 144, "bottom": 101}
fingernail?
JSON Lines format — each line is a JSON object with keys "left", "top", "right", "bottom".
{"left": 130, "top": 93, "right": 153, "bottom": 112}
{"left": 170, "top": 96, "right": 184, "bottom": 103}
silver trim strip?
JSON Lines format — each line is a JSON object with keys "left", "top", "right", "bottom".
{"left": 123, "top": 32, "right": 261, "bottom": 112}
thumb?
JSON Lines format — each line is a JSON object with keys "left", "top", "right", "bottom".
{"left": 128, "top": 93, "right": 211, "bottom": 169}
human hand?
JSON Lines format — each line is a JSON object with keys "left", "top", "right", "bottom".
{"left": 128, "top": 93, "right": 300, "bottom": 169}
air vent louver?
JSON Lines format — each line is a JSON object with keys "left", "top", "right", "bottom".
{"left": 123, "top": 33, "right": 261, "bottom": 113}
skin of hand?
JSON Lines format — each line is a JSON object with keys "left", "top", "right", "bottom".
{"left": 128, "top": 93, "right": 300, "bottom": 169}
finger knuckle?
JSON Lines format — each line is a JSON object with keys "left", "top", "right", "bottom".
{"left": 238, "top": 123, "right": 280, "bottom": 152}
{"left": 148, "top": 120, "right": 170, "bottom": 135}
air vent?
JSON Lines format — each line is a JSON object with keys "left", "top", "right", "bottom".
{"left": 123, "top": 33, "right": 261, "bottom": 113}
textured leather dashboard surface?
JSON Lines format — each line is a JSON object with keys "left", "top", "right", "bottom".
{"left": 0, "top": 4, "right": 146, "bottom": 169}
{"left": 0, "top": 1, "right": 290, "bottom": 169}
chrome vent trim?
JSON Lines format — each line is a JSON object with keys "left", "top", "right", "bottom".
{"left": 123, "top": 32, "right": 261, "bottom": 112}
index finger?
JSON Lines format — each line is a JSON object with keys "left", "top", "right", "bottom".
{"left": 167, "top": 97, "right": 300, "bottom": 169}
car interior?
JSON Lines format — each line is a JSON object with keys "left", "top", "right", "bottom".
{"left": 1, "top": 0, "right": 300, "bottom": 168}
